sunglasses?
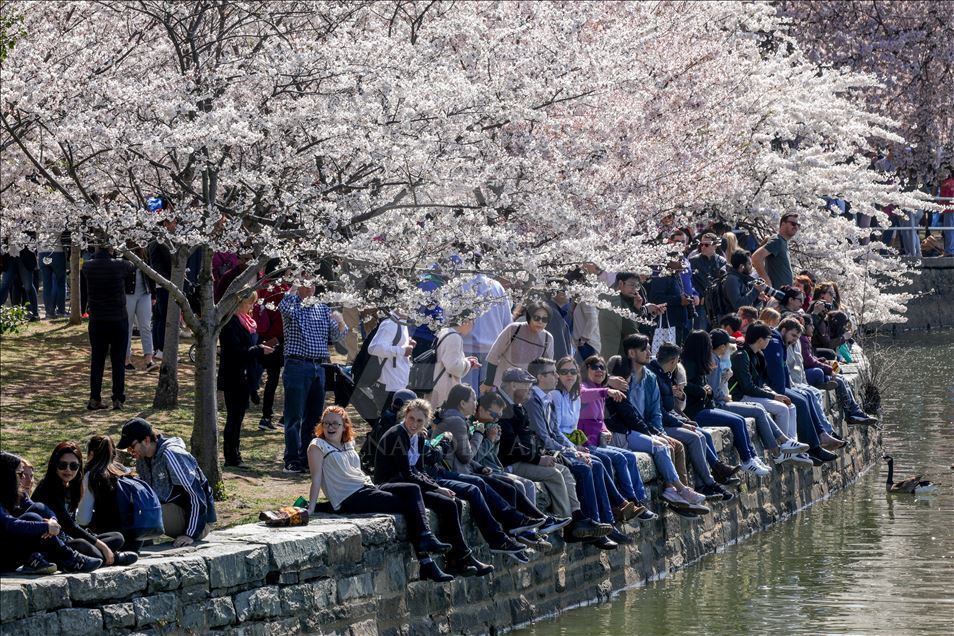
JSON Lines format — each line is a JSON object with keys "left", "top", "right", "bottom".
{"left": 487, "top": 410, "right": 502, "bottom": 419}
{"left": 530, "top": 314, "right": 548, "bottom": 323}
{"left": 557, "top": 368, "right": 578, "bottom": 376}
{"left": 58, "top": 461, "right": 80, "bottom": 471}
{"left": 588, "top": 364, "right": 606, "bottom": 371}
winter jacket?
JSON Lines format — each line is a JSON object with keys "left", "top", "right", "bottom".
{"left": 724, "top": 268, "right": 761, "bottom": 311}
{"left": 763, "top": 330, "right": 792, "bottom": 394}
{"left": 729, "top": 345, "right": 775, "bottom": 400}
{"left": 648, "top": 360, "right": 690, "bottom": 428}
{"left": 83, "top": 250, "right": 134, "bottom": 321}
{"left": 681, "top": 357, "right": 715, "bottom": 420}
{"left": 497, "top": 390, "right": 548, "bottom": 466}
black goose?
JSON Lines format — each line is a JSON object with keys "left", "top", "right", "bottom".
{"left": 883, "top": 454, "right": 937, "bottom": 494}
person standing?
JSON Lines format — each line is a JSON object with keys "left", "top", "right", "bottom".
{"left": 278, "top": 283, "right": 347, "bottom": 473}
{"left": 429, "top": 317, "right": 480, "bottom": 408}
{"left": 146, "top": 197, "right": 174, "bottom": 360}
{"left": 689, "top": 233, "right": 727, "bottom": 330}
{"left": 83, "top": 247, "right": 133, "bottom": 410}
{"left": 940, "top": 165, "right": 954, "bottom": 257}
{"left": 461, "top": 271, "right": 513, "bottom": 391}
{"left": 255, "top": 275, "right": 289, "bottom": 431}
{"left": 124, "top": 250, "right": 157, "bottom": 372}
{"left": 752, "top": 213, "right": 799, "bottom": 288}
{"left": 368, "top": 310, "right": 414, "bottom": 410}
{"left": 0, "top": 247, "right": 40, "bottom": 320}
{"left": 219, "top": 292, "right": 274, "bottom": 467}
{"left": 38, "top": 230, "right": 67, "bottom": 318}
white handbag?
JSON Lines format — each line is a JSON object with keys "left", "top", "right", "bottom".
{"left": 651, "top": 314, "right": 676, "bottom": 357}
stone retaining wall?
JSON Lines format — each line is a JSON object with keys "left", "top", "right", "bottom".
{"left": 0, "top": 361, "right": 880, "bottom": 636}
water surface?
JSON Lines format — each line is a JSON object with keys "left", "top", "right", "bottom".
{"left": 517, "top": 332, "right": 954, "bottom": 636}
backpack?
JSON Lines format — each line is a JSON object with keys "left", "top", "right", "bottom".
{"left": 704, "top": 273, "right": 731, "bottom": 323}
{"left": 407, "top": 331, "right": 455, "bottom": 396}
{"left": 114, "top": 475, "right": 164, "bottom": 540}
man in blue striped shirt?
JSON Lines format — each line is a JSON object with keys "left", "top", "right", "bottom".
{"left": 279, "top": 284, "right": 347, "bottom": 472}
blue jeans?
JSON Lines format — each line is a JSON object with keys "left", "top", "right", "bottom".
{"left": 39, "top": 251, "right": 67, "bottom": 316}
{"left": 436, "top": 476, "right": 510, "bottom": 546}
{"left": 785, "top": 388, "right": 822, "bottom": 448}
{"left": 624, "top": 431, "right": 680, "bottom": 484}
{"left": 282, "top": 358, "right": 326, "bottom": 467}
{"left": 796, "top": 385, "right": 835, "bottom": 435}
{"left": 694, "top": 408, "right": 755, "bottom": 461}
{"left": 0, "top": 258, "right": 39, "bottom": 317}
{"left": 589, "top": 445, "right": 647, "bottom": 502}
{"left": 563, "top": 456, "right": 607, "bottom": 524}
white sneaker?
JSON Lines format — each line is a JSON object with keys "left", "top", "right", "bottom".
{"left": 780, "top": 439, "right": 809, "bottom": 454}
{"left": 756, "top": 458, "right": 773, "bottom": 472}
{"left": 742, "top": 458, "right": 771, "bottom": 476}
{"left": 790, "top": 453, "right": 814, "bottom": 467}
{"left": 153, "top": 350, "right": 163, "bottom": 361}
{"left": 678, "top": 486, "right": 707, "bottom": 505}
{"left": 772, "top": 452, "right": 790, "bottom": 465}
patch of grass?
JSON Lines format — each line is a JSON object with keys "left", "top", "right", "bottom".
{"left": 0, "top": 319, "right": 361, "bottom": 529}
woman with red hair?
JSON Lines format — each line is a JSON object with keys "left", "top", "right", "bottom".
{"left": 305, "top": 406, "right": 455, "bottom": 582}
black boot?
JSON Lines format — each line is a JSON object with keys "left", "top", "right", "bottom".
{"left": 419, "top": 558, "right": 454, "bottom": 582}
{"left": 416, "top": 532, "right": 452, "bottom": 555}
{"left": 445, "top": 551, "right": 494, "bottom": 577}
{"left": 113, "top": 551, "right": 139, "bottom": 566}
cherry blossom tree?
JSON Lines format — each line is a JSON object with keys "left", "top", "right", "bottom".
{"left": 1, "top": 0, "right": 929, "bottom": 482}
{"left": 778, "top": 0, "right": 954, "bottom": 184}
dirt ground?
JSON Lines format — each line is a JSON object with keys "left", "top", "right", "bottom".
{"left": 0, "top": 319, "right": 368, "bottom": 528}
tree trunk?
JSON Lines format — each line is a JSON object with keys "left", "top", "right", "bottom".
{"left": 191, "top": 325, "right": 221, "bottom": 487}
{"left": 189, "top": 247, "right": 222, "bottom": 487}
{"left": 153, "top": 248, "right": 188, "bottom": 408}
{"left": 68, "top": 246, "right": 82, "bottom": 325}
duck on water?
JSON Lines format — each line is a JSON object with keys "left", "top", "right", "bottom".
{"left": 883, "top": 454, "right": 938, "bottom": 494}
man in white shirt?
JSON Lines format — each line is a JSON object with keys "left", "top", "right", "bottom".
{"left": 368, "top": 311, "right": 415, "bottom": 411}
{"left": 461, "top": 273, "right": 512, "bottom": 391}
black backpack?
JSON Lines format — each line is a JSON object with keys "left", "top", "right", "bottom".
{"left": 350, "top": 319, "right": 403, "bottom": 389}
{"left": 407, "top": 331, "right": 455, "bottom": 396}
{"left": 704, "top": 273, "right": 731, "bottom": 323}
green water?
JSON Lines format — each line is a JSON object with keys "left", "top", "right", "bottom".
{"left": 517, "top": 333, "right": 954, "bottom": 636}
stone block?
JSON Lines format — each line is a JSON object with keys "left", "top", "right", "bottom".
{"left": 133, "top": 592, "right": 178, "bottom": 628}
{"left": 0, "top": 584, "right": 29, "bottom": 621}
{"left": 65, "top": 567, "right": 148, "bottom": 603}
{"left": 178, "top": 582, "right": 210, "bottom": 604}
{"left": 58, "top": 607, "right": 103, "bottom": 634}
{"left": 279, "top": 579, "right": 336, "bottom": 615}
{"left": 234, "top": 585, "right": 282, "bottom": 622}
{"left": 145, "top": 555, "right": 208, "bottom": 592}
{"left": 20, "top": 575, "right": 71, "bottom": 612}
{"left": 101, "top": 602, "right": 136, "bottom": 630}
{"left": 3, "top": 610, "right": 59, "bottom": 636}
{"left": 324, "top": 524, "right": 365, "bottom": 568}
{"left": 350, "top": 618, "right": 379, "bottom": 636}
{"left": 181, "top": 595, "right": 236, "bottom": 631}
{"left": 201, "top": 543, "right": 269, "bottom": 590}
{"left": 337, "top": 572, "right": 375, "bottom": 602}
{"left": 352, "top": 515, "right": 399, "bottom": 546}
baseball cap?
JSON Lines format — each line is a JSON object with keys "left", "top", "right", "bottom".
{"left": 502, "top": 367, "right": 535, "bottom": 384}
{"left": 117, "top": 417, "right": 154, "bottom": 449}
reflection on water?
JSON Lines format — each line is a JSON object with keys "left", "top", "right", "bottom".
{"left": 517, "top": 333, "right": 954, "bottom": 636}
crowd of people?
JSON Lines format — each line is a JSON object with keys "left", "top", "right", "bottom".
{"left": 2, "top": 212, "right": 882, "bottom": 582}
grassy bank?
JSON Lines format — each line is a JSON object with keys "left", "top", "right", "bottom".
{"left": 0, "top": 319, "right": 340, "bottom": 529}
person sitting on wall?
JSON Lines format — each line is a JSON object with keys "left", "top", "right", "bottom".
{"left": 373, "top": 398, "right": 495, "bottom": 578}
{"left": 117, "top": 418, "right": 217, "bottom": 547}
{"left": 306, "top": 405, "right": 457, "bottom": 582}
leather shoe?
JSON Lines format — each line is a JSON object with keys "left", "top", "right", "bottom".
{"left": 585, "top": 536, "right": 618, "bottom": 550}
{"left": 607, "top": 529, "right": 635, "bottom": 545}
{"left": 445, "top": 551, "right": 494, "bottom": 577}
{"left": 568, "top": 517, "right": 613, "bottom": 539}
{"left": 417, "top": 532, "right": 452, "bottom": 556}
{"left": 419, "top": 559, "right": 454, "bottom": 582}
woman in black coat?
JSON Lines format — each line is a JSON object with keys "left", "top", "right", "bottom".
{"left": 31, "top": 442, "right": 137, "bottom": 565}
{"left": 218, "top": 292, "right": 273, "bottom": 466}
